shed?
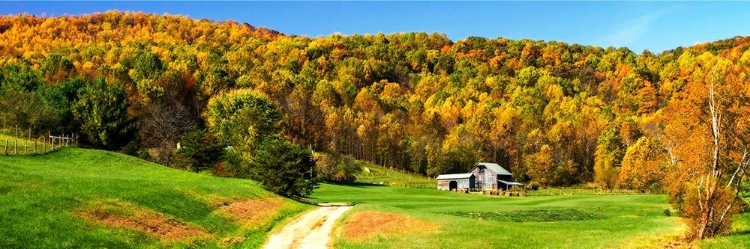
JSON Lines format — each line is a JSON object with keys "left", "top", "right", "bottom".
{"left": 470, "top": 162, "right": 523, "bottom": 191}
{"left": 436, "top": 173, "right": 475, "bottom": 191}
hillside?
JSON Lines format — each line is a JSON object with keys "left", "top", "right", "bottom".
{"left": 0, "top": 148, "right": 309, "bottom": 248}
{"left": 1, "top": 12, "right": 749, "bottom": 188}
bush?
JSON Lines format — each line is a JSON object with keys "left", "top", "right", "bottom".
{"left": 527, "top": 181, "right": 541, "bottom": 191}
{"left": 250, "top": 136, "right": 319, "bottom": 197}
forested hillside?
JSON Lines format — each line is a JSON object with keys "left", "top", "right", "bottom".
{"left": 1, "top": 12, "right": 748, "bottom": 192}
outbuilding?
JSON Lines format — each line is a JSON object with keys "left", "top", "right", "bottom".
{"left": 470, "top": 162, "right": 523, "bottom": 191}
{"left": 436, "top": 173, "right": 475, "bottom": 191}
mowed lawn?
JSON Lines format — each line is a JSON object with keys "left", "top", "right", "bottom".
{"left": 310, "top": 183, "right": 688, "bottom": 249}
{"left": 0, "top": 148, "right": 310, "bottom": 248}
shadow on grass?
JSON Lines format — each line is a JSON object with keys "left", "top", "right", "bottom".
{"left": 324, "top": 181, "right": 388, "bottom": 188}
{"left": 729, "top": 229, "right": 750, "bottom": 236}
{"left": 442, "top": 209, "right": 605, "bottom": 222}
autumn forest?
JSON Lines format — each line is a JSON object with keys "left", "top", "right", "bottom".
{"left": 1, "top": 12, "right": 749, "bottom": 239}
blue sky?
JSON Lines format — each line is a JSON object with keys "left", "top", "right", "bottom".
{"left": 3, "top": 1, "right": 750, "bottom": 53}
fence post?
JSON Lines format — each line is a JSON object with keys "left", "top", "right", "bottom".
{"left": 34, "top": 139, "right": 37, "bottom": 154}
{"left": 14, "top": 126, "right": 18, "bottom": 155}
{"left": 4, "top": 139, "right": 7, "bottom": 155}
{"left": 43, "top": 137, "right": 46, "bottom": 152}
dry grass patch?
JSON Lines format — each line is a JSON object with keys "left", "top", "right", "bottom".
{"left": 220, "top": 236, "right": 246, "bottom": 245}
{"left": 341, "top": 212, "right": 439, "bottom": 241}
{"left": 214, "top": 198, "right": 285, "bottom": 227}
{"left": 78, "top": 200, "right": 208, "bottom": 241}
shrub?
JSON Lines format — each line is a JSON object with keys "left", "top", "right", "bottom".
{"left": 527, "top": 181, "right": 541, "bottom": 191}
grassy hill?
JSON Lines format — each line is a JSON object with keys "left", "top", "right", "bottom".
{"left": 354, "top": 163, "right": 434, "bottom": 189}
{"left": 0, "top": 148, "right": 310, "bottom": 248}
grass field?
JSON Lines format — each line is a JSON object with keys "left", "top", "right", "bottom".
{"left": 309, "top": 183, "right": 687, "bottom": 249}
{"left": 2, "top": 148, "right": 748, "bottom": 248}
{"left": 314, "top": 160, "right": 750, "bottom": 249}
{"left": 0, "top": 148, "right": 310, "bottom": 248}
{"left": 354, "top": 164, "right": 434, "bottom": 188}
{"left": 0, "top": 133, "right": 53, "bottom": 155}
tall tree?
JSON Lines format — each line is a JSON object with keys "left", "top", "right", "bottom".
{"left": 663, "top": 55, "right": 750, "bottom": 240}
{"left": 251, "top": 135, "right": 319, "bottom": 197}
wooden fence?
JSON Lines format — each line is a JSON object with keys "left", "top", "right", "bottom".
{"left": 1, "top": 127, "right": 77, "bottom": 155}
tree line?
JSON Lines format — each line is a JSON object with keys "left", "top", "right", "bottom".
{"left": 0, "top": 12, "right": 748, "bottom": 239}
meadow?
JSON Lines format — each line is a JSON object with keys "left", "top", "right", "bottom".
{"left": 1, "top": 148, "right": 748, "bottom": 248}
{"left": 310, "top": 183, "right": 687, "bottom": 249}
{"left": 312, "top": 168, "right": 750, "bottom": 249}
{"left": 0, "top": 148, "right": 310, "bottom": 248}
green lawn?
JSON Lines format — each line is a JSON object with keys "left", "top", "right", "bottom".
{"left": 309, "top": 183, "right": 687, "bottom": 249}
{"left": 0, "top": 148, "right": 310, "bottom": 248}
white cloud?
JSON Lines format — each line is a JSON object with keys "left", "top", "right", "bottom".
{"left": 599, "top": 12, "right": 662, "bottom": 48}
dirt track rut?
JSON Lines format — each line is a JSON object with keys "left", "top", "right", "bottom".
{"left": 262, "top": 205, "right": 351, "bottom": 249}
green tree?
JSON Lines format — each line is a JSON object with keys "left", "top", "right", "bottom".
{"left": 314, "top": 151, "right": 360, "bottom": 182}
{"left": 594, "top": 124, "right": 626, "bottom": 189}
{"left": 205, "top": 89, "right": 284, "bottom": 156}
{"left": 41, "top": 77, "right": 85, "bottom": 133}
{"left": 0, "top": 88, "right": 59, "bottom": 132}
{"left": 173, "top": 130, "right": 225, "bottom": 172}
{"left": 251, "top": 135, "right": 319, "bottom": 197}
{"left": 72, "top": 78, "right": 132, "bottom": 149}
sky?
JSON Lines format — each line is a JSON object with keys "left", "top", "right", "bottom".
{"left": 2, "top": 1, "right": 750, "bottom": 53}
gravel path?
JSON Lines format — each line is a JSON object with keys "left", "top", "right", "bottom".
{"left": 262, "top": 205, "right": 352, "bottom": 249}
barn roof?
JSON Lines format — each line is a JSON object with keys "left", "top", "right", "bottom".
{"left": 436, "top": 173, "right": 474, "bottom": 180}
{"left": 474, "top": 162, "right": 513, "bottom": 175}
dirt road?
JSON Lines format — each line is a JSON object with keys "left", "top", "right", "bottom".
{"left": 262, "top": 205, "right": 352, "bottom": 249}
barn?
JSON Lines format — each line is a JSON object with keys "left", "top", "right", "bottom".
{"left": 471, "top": 162, "right": 523, "bottom": 191}
{"left": 436, "top": 173, "right": 475, "bottom": 191}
